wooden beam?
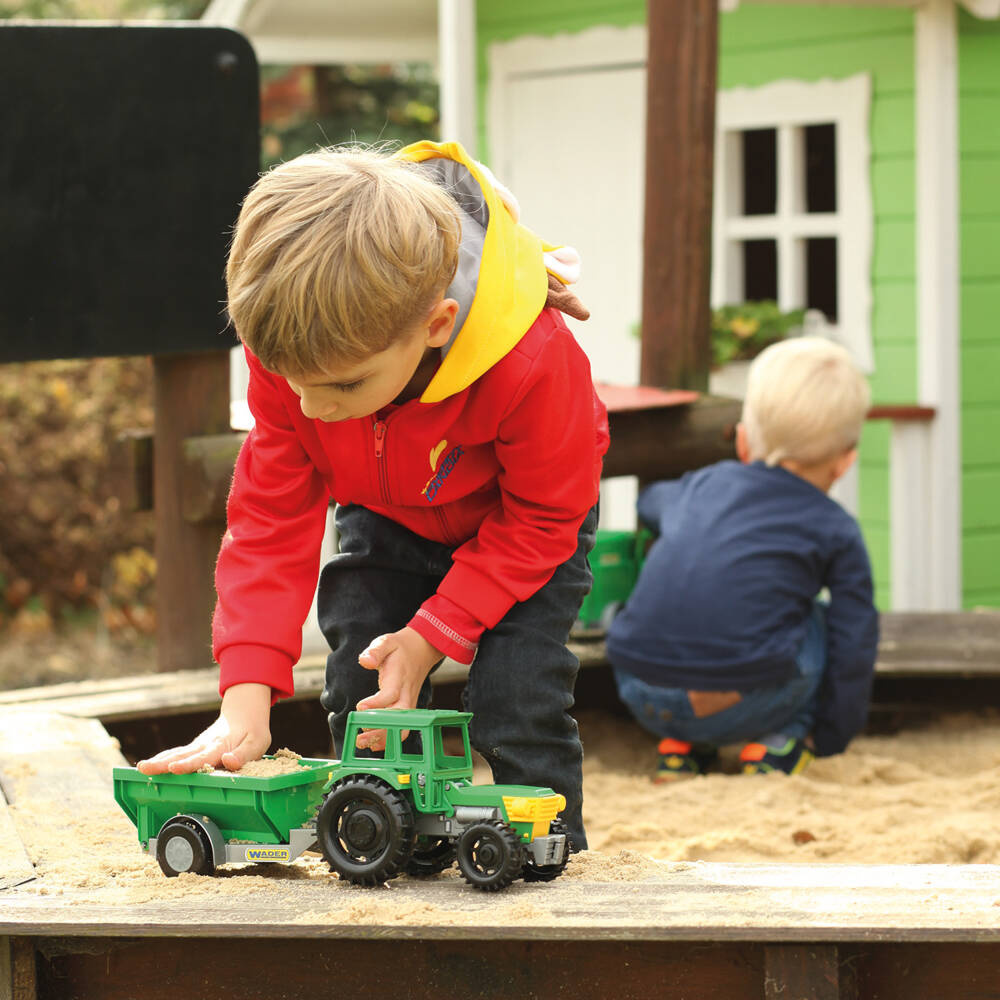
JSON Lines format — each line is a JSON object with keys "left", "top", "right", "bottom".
{"left": 604, "top": 394, "right": 740, "bottom": 480}
{"left": 152, "top": 353, "right": 231, "bottom": 673}
{"left": 641, "top": 0, "right": 718, "bottom": 391}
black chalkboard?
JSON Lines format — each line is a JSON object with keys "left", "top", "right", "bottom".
{"left": 0, "top": 24, "right": 259, "bottom": 361}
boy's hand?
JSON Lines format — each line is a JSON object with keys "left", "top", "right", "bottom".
{"left": 136, "top": 682, "right": 272, "bottom": 775}
{"left": 355, "top": 627, "right": 443, "bottom": 751}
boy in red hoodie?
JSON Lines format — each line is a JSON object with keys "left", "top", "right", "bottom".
{"left": 138, "top": 141, "right": 609, "bottom": 849}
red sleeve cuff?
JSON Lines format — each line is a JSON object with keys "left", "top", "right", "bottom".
{"left": 217, "top": 643, "right": 296, "bottom": 704}
{"left": 437, "top": 561, "right": 520, "bottom": 630}
{"left": 408, "top": 596, "right": 483, "bottom": 665}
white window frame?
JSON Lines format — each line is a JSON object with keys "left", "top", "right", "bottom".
{"left": 711, "top": 73, "right": 874, "bottom": 371}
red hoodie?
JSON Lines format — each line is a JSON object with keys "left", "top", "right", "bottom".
{"left": 213, "top": 307, "right": 609, "bottom": 700}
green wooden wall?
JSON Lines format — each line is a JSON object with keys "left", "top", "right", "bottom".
{"left": 475, "top": 2, "right": 932, "bottom": 609}
{"left": 958, "top": 10, "right": 1000, "bottom": 608}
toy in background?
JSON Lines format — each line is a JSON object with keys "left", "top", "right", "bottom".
{"left": 114, "top": 708, "right": 568, "bottom": 893}
{"left": 575, "top": 529, "right": 650, "bottom": 634}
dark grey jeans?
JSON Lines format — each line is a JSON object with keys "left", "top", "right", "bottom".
{"left": 317, "top": 502, "right": 598, "bottom": 849}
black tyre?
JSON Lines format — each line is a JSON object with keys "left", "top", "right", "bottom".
{"left": 522, "top": 819, "right": 570, "bottom": 882}
{"left": 156, "top": 818, "right": 215, "bottom": 878}
{"left": 456, "top": 820, "right": 524, "bottom": 892}
{"left": 405, "top": 836, "right": 457, "bottom": 877}
{"left": 317, "top": 775, "right": 415, "bottom": 886}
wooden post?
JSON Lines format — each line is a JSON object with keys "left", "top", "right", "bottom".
{"left": 640, "top": 0, "right": 718, "bottom": 391}
{"left": 1, "top": 937, "right": 37, "bottom": 1000}
{"left": 764, "top": 944, "right": 857, "bottom": 1000}
{"left": 153, "top": 352, "right": 231, "bottom": 673}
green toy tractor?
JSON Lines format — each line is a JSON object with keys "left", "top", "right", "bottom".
{"left": 114, "top": 708, "right": 570, "bottom": 892}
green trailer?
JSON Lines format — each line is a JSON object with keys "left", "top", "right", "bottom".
{"left": 114, "top": 708, "right": 570, "bottom": 892}
{"left": 113, "top": 756, "right": 336, "bottom": 877}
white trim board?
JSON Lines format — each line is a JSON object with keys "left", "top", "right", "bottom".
{"left": 910, "top": 0, "right": 962, "bottom": 609}
{"left": 722, "top": 0, "right": 999, "bottom": 16}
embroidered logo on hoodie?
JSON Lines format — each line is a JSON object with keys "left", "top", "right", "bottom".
{"left": 422, "top": 440, "right": 465, "bottom": 502}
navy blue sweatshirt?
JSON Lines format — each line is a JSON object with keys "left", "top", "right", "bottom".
{"left": 606, "top": 460, "right": 879, "bottom": 755}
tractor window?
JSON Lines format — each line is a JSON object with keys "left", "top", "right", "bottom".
{"left": 433, "top": 725, "right": 471, "bottom": 770}
{"left": 399, "top": 731, "right": 423, "bottom": 764}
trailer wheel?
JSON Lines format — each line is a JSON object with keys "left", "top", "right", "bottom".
{"left": 317, "top": 775, "right": 415, "bottom": 886}
{"left": 457, "top": 820, "right": 524, "bottom": 891}
{"left": 522, "top": 819, "right": 570, "bottom": 882}
{"left": 156, "top": 818, "right": 215, "bottom": 878}
{"left": 405, "top": 836, "right": 457, "bottom": 877}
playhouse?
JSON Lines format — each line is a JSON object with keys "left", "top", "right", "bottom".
{"left": 205, "top": 0, "right": 1000, "bottom": 614}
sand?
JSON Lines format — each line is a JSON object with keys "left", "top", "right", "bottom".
{"left": 578, "top": 709, "right": 1000, "bottom": 865}
{"left": 4, "top": 708, "right": 1000, "bottom": 924}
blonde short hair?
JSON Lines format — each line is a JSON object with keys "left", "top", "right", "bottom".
{"left": 226, "top": 146, "right": 461, "bottom": 373}
{"left": 741, "top": 337, "right": 871, "bottom": 466}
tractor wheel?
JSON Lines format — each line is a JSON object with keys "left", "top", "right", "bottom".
{"left": 405, "top": 836, "right": 457, "bottom": 877}
{"left": 522, "top": 819, "right": 570, "bottom": 882}
{"left": 456, "top": 820, "right": 524, "bottom": 892}
{"left": 317, "top": 775, "right": 415, "bottom": 886}
{"left": 156, "top": 818, "right": 215, "bottom": 878}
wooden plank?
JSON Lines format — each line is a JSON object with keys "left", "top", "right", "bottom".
{"left": 19, "top": 936, "right": 1000, "bottom": 1000}
{"left": 594, "top": 383, "right": 699, "bottom": 412}
{"left": 0, "top": 712, "right": 129, "bottom": 875}
{"left": 0, "top": 787, "right": 35, "bottom": 891}
{"left": 3, "top": 860, "right": 1000, "bottom": 942}
{"left": 876, "top": 610, "right": 1000, "bottom": 676}
{"left": 765, "top": 944, "right": 851, "bottom": 1000}
{"left": 0, "top": 642, "right": 611, "bottom": 724}
{"left": 29, "top": 937, "right": 762, "bottom": 1000}
{"left": 1, "top": 609, "right": 999, "bottom": 727}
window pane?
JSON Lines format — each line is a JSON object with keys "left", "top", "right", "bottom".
{"left": 805, "top": 123, "right": 837, "bottom": 213}
{"left": 742, "top": 239, "right": 778, "bottom": 302}
{"left": 806, "top": 237, "right": 838, "bottom": 321}
{"left": 741, "top": 128, "right": 777, "bottom": 216}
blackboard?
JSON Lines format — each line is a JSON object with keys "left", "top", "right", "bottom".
{"left": 0, "top": 24, "right": 259, "bottom": 361}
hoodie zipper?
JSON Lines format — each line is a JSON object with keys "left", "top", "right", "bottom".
{"left": 372, "top": 417, "right": 390, "bottom": 503}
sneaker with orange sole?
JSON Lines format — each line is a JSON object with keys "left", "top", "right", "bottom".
{"left": 654, "top": 738, "right": 718, "bottom": 783}
{"left": 740, "top": 735, "right": 814, "bottom": 775}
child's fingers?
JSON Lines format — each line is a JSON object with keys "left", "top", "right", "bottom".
{"left": 166, "top": 746, "right": 225, "bottom": 774}
{"left": 356, "top": 684, "right": 399, "bottom": 711}
{"left": 220, "top": 738, "right": 259, "bottom": 772}
{"left": 358, "top": 634, "right": 393, "bottom": 669}
{"left": 137, "top": 741, "right": 211, "bottom": 775}
{"left": 355, "top": 727, "right": 388, "bottom": 751}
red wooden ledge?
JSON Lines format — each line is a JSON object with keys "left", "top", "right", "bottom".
{"left": 594, "top": 382, "right": 699, "bottom": 413}
{"left": 867, "top": 405, "right": 936, "bottom": 422}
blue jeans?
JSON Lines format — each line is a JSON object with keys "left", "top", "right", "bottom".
{"left": 317, "top": 503, "right": 598, "bottom": 849}
{"left": 613, "top": 603, "right": 828, "bottom": 748}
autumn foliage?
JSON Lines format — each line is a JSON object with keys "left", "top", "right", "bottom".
{"left": 0, "top": 357, "right": 157, "bottom": 636}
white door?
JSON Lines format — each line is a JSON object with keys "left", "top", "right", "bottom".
{"left": 488, "top": 25, "right": 648, "bottom": 530}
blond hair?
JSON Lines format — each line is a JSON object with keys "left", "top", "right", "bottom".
{"left": 741, "top": 337, "right": 870, "bottom": 466}
{"left": 226, "top": 146, "right": 461, "bottom": 373}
